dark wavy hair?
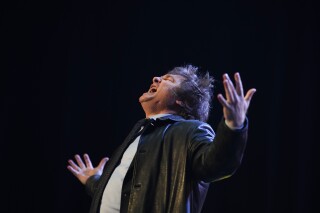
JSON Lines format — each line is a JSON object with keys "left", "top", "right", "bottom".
{"left": 168, "top": 64, "right": 214, "bottom": 122}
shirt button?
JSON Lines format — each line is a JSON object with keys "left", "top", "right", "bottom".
{"left": 139, "top": 149, "right": 146, "bottom": 153}
{"left": 134, "top": 183, "right": 142, "bottom": 189}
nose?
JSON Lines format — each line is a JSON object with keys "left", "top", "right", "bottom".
{"left": 153, "top": 76, "right": 162, "bottom": 83}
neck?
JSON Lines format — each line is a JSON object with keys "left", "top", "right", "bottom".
{"left": 141, "top": 102, "right": 179, "bottom": 118}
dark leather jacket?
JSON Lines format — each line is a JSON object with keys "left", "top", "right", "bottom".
{"left": 86, "top": 115, "right": 248, "bottom": 213}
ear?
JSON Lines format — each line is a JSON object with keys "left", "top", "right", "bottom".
{"left": 176, "top": 100, "right": 185, "bottom": 107}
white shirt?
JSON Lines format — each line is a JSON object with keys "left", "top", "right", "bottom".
{"left": 100, "top": 114, "right": 171, "bottom": 213}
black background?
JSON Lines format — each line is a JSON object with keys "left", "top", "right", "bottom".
{"left": 2, "top": 0, "right": 319, "bottom": 212}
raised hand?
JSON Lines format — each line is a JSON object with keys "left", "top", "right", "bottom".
{"left": 217, "top": 73, "right": 256, "bottom": 129}
{"left": 67, "top": 153, "right": 109, "bottom": 185}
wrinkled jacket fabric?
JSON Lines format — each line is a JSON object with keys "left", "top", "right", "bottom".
{"left": 86, "top": 115, "right": 248, "bottom": 213}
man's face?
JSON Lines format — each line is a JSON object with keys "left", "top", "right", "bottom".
{"left": 139, "top": 74, "right": 186, "bottom": 112}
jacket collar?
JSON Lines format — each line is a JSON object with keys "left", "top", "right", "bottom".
{"left": 156, "top": 114, "right": 186, "bottom": 122}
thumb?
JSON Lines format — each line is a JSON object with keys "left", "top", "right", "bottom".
{"left": 244, "top": 88, "right": 256, "bottom": 104}
{"left": 97, "top": 157, "right": 109, "bottom": 169}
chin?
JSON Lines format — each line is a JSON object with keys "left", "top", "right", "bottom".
{"left": 139, "top": 92, "right": 154, "bottom": 103}
{"left": 139, "top": 96, "right": 148, "bottom": 103}
{"left": 139, "top": 96, "right": 144, "bottom": 103}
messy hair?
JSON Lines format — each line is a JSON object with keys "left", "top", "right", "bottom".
{"left": 168, "top": 64, "right": 214, "bottom": 122}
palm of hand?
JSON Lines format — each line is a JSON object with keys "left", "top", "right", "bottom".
{"left": 67, "top": 154, "right": 109, "bottom": 185}
{"left": 217, "top": 73, "right": 256, "bottom": 128}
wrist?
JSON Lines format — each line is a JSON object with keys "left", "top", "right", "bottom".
{"left": 225, "top": 120, "right": 244, "bottom": 130}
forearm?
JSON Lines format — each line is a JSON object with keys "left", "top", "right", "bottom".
{"left": 191, "top": 118, "right": 248, "bottom": 182}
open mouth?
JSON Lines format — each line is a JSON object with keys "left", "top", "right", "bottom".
{"left": 148, "top": 88, "right": 157, "bottom": 93}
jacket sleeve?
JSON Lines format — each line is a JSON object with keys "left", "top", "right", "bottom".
{"left": 85, "top": 175, "right": 101, "bottom": 197}
{"left": 189, "top": 117, "right": 248, "bottom": 182}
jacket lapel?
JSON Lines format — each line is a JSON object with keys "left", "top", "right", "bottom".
{"left": 89, "top": 118, "right": 147, "bottom": 213}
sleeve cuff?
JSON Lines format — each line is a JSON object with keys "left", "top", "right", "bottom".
{"left": 224, "top": 117, "right": 248, "bottom": 131}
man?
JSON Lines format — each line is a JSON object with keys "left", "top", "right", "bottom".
{"left": 67, "top": 65, "right": 256, "bottom": 213}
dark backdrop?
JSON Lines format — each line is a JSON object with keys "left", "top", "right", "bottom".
{"left": 2, "top": 0, "right": 319, "bottom": 212}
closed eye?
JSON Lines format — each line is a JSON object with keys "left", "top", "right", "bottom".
{"left": 162, "top": 75, "right": 174, "bottom": 82}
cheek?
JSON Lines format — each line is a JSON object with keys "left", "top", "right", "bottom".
{"left": 158, "top": 86, "right": 176, "bottom": 103}
{"left": 165, "top": 93, "right": 176, "bottom": 105}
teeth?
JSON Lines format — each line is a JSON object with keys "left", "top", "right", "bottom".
{"left": 149, "top": 88, "right": 156, "bottom": 93}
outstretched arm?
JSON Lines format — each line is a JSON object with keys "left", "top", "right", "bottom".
{"left": 191, "top": 72, "right": 256, "bottom": 182}
{"left": 217, "top": 73, "right": 256, "bottom": 129}
{"left": 67, "top": 153, "right": 109, "bottom": 185}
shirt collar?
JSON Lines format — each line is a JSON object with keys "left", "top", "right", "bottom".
{"left": 147, "top": 114, "right": 172, "bottom": 120}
